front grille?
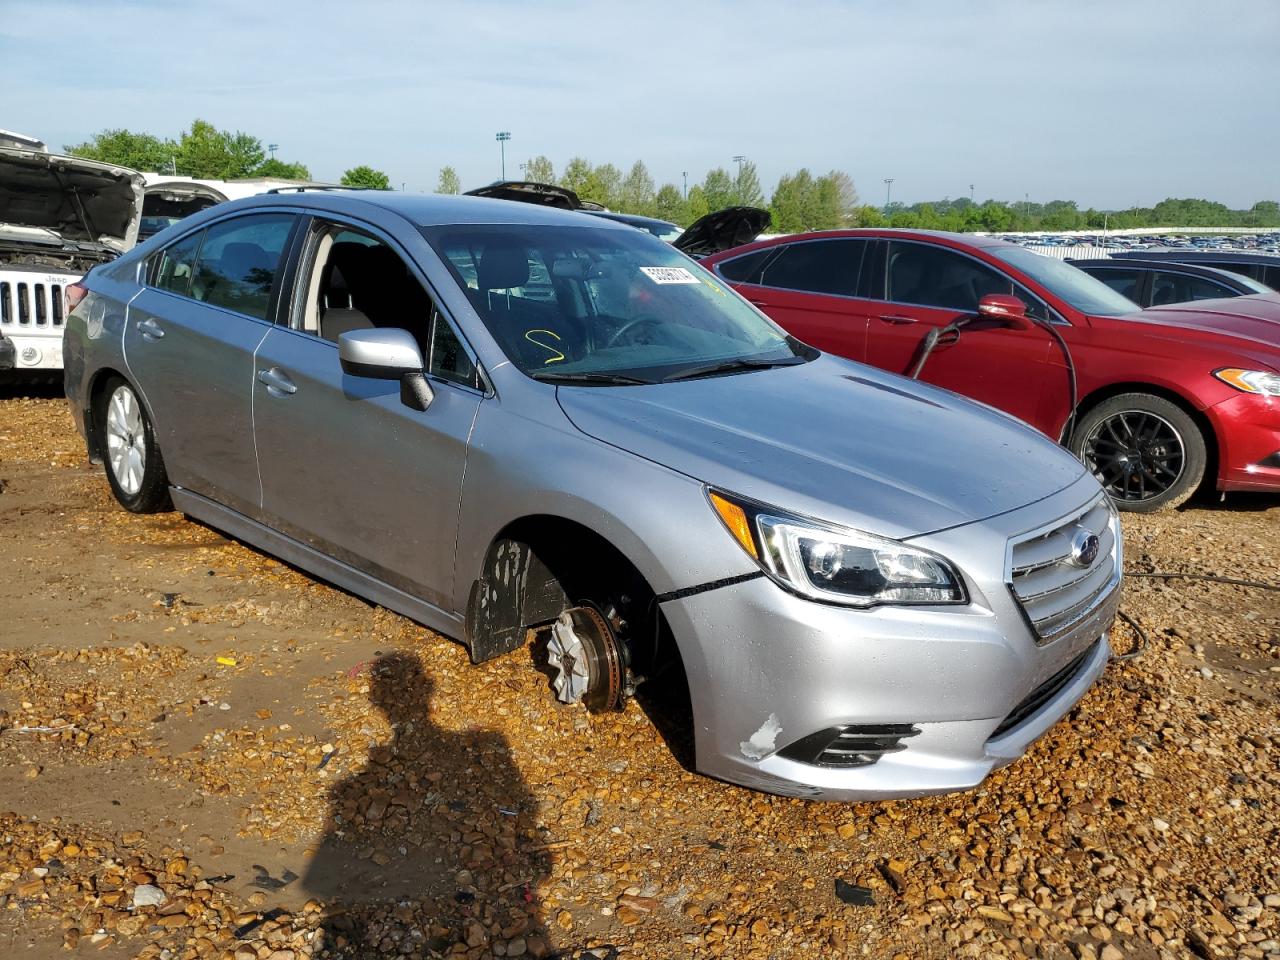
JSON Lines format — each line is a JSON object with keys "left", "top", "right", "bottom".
{"left": 0, "top": 280, "right": 66, "bottom": 327}
{"left": 1008, "top": 495, "right": 1118, "bottom": 645}
{"left": 990, "top": 638, "right": 1099, "bottom": 739}
{"left": 778, "top": 723, "right": 921, "bottom": 768}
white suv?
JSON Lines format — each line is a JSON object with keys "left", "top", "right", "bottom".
{"left": 0, "top": 132, "right": 144, "bottom": 377}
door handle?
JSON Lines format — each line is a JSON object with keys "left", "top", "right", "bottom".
{"left": 257, "top": 367, "right": 297, "bottom": 396}
{"left": 878, "top": 314, "right": 918, "bottom": 325}
{"left": 137, "top": 317, "right": 165, "bottom": 340}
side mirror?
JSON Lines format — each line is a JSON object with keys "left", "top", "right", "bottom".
{"left": 338, "top": 328, "right": 434, "bottom": 411}
{"left": 977, "top": 294, "right": 1034, "bottom": 330}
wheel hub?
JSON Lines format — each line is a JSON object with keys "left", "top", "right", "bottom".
{"left": 547, "top": 606, "right": 625, "bottom": 712}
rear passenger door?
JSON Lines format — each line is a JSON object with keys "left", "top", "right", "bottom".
{"left": 124, "top": 212, "right": 298, "bottom": 516}
{"left": 252, "top": 217, "right": 483, "bottom": 612}
{"left": 717, "top": 238, "right": 873, "bottom": 360}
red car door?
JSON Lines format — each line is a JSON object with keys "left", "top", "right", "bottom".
{"left": 717, "top": 238, "right": 874, "bottom": 361}
{"left": 860, "top": 239, "right": 1057, "bottom": 433}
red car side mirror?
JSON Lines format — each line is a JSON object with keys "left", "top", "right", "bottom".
{"left": 977, "top": 293, "right": 1034, "bottom": 330}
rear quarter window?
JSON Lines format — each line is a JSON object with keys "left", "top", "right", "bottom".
{"left": 716, "top": 248, "right": 774, "bottom": 284}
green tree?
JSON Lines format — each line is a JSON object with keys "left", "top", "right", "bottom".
{"left": 582, "top": 163, "right": 622, "bottom": 208}
{"left": 685, "top": 185, "right": 710, "bottom": 222}
{"left": 733, "top": 161, "right": 764, "bottom": 207}
{"left": 702, "top": 167, "right": 736, "bottom": 212}
{"left": 341, "top": 165, "right": 392, "bottom": 190}
{"left": 254, "top": 158, "right": 311, "bottom": 180}
{"left": 619, "top": 160, "right": 655, "bottom": 215}
{"left": 174, "top": 120, "right": 265, "bottom": 179}
{"left": 653, "top": 183, "right": 686, "bottom": 224}
{"left": 851, "top": 204, "right": 887, "bottom": 227}
{"left": 523, "top": 155, "right": 555, "bottom": 184}
{"left": 560, "top": 157, "right": 593, "bottom": 196}
{"left": 436, "top": 166, "right": 461, "bottom": 195}
{"left": 769, "top": 169, "right": 820, "bottom": 232}
{"left": 822, "top": 170, "right": 858, "bottom": 225}
{"left": 64, "top": 128, "right": 178, "bottom": 172}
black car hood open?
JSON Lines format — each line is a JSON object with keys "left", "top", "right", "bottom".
{"left": 464, "top": 180, "right": 581, "bottom": 210}
{"left": 674, "top": 206, "right": 771, "bottom": 257}
{"left": 0, "top": 147, "right": 145, "bottom": 253}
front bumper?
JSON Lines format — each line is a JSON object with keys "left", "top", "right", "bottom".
{"left": 0, "top": 329, "right": 64, "bottom": 370}
{"left": 1208, "top": 391, "right": 1280, "bottom": 492}
{"left": 660, "top": 473, "right": 1121, "bottom": 801}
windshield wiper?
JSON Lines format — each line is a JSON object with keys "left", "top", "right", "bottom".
{"left": 530, "top": 371, "right": 653, "bottom": 386}
{"left": 661, "top": 356, "right": 806, "bottom": 383}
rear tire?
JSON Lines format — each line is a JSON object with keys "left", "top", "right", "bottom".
{"left": 97, "top": 377, "right": 172, "bottom": 513}
{"left": 1069, "top": 393, "right": 1206, "bottom": 512}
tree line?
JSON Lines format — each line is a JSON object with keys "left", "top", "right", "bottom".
{"left": 65, "top": 121, "right": 390, "bottom": 190}
{"left": 64, "top": 123, "right": 1279, "bottom": 232}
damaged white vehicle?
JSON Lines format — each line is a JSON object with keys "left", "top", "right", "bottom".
{"left": 0, "top": 134, "right": 145, "bottom": 376}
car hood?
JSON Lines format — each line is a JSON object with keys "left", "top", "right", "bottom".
{"left": 674, "top": 206, "right": 772, "bottom": 258}
{"left": 0, "top": 147, "right": 145, "bottom": 253}
{"left": 1121, "top": 295, "right": 1280, "bottom": 353}
{"left": 556, "top": 355, "right": 1088, "bottom": 540}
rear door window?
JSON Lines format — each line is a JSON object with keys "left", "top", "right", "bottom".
{"left": 189, "top": 214, "right": 296, "bottom": 320}
{"left": 1150, "top": 271, "right": 1235, "bottom": 305}
{"left": 757, "top": 239, "right": 867, "bottom": 296}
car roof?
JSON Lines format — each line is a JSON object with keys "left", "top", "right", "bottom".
{"left": 1111, "top": 249, "right": 1280, "bottom": 265}
{"left": 587, "top": 210, "right": 680, "bottom": 230}
{"left": 218, "top": 190, "right": 636, "bottom": 231}
{"left": 704, "top": 227, "right": 1016, "bottom": 263}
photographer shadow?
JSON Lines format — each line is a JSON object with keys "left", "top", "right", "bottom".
{"left": 303, "top": 652, "right": 551, "bottom": 957}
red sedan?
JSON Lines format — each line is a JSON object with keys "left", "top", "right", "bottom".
{"left": 703, "top": 230, "right": 1280, "bottom": 511}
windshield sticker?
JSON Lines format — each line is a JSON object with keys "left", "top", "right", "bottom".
{"left": 639, "top": 266, "right": 700, "bottom": 285}
{"left": 524, "top": 329, "right": 565, "bottom": 364}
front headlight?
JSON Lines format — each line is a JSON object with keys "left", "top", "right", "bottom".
{"left": 1214, "top": 367, "right": 1280, "bottom": 397}
{"left": 708, "top": 490, "right": 966, "bottom": 607}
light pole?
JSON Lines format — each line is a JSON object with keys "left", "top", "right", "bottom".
{"left": 732, "top": 155, "right": 747, "bottom": 203}
{"left": 969, "top": 183, "right": 975, "bottom": 203}
{"left": 268, "top": 143, "right": 278, "bottom": 160}
{"left": 883, "top": 178, "right": 894, "bottom": 210}
{"left": 495, "top": 131, "right": 511, "bottom": 180}
{"left": 682, "top": 171, "right": 688, "bottom": 199}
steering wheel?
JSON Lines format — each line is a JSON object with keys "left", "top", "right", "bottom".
{"left": 605, "top": 313, "right": 666, "bottom": 349}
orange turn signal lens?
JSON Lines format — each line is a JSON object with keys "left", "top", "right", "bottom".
{"left": 709, "top": 491, "right": 758, "bottom": 559}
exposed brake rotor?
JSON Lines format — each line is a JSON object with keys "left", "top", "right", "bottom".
{"left": 547, "top": 605, "right": 626, "bottom": 712}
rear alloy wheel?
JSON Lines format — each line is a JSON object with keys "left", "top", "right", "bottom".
{"left": 99, "top": 377, "right": 171, "bottom": 513}
{"left": 1070, "top": 393, "right": 1206, "bottom": 512}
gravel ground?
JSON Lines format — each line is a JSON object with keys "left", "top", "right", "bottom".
{"left": 1, "top": 389, "right": 1277, "bottom": 960}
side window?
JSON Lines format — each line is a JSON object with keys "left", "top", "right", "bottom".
{"left": 757, "top": 239, "right": 866, "bottom": 297}
{"left": 1089, "top": 268, "right": 1143, "bottom": 302}
{"left": 189, "top": 214, "right": 295, "bottom": 320}
{"left": 887, "top": 242, "right": 1011, "bottom": 310}
{"left": 1150, "top": 272, "right": 1233, "bottom": 305}
{"left": 716, "top": 248, "right": 774, "bottom": 284}
{"left": 301, "top": 221, "right": 478, "bottom": 388}
{"left": 1012, "top": 282, "right": 1053, "bottom": 323}
{"left": 1262, "top": 265, "right": 1280, "bottom": 291}
{"left": 154, "top": 230, "right": 205, "bottom": 297}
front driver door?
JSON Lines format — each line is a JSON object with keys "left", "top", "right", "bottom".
{"left": 251, "top": 220, "right": 483, "bottom": 611}
{"left": 862, "top": 240, "right": 1054, "bottom": 430}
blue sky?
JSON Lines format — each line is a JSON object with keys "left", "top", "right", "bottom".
{"left": 3, "top": 0, "right": 1277, "bottom": 208}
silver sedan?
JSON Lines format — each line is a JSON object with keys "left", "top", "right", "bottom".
{"left": 63, "top": 192, "right": 1121, "bottom": 800}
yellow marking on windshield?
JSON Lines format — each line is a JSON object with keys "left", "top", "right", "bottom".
{"left": 525, "top": 329, "right": 566, "bottom": 364}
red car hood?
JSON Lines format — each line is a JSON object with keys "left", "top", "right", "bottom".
{"left": 1109, "top": 295, "right": 1280, "bottom": 358}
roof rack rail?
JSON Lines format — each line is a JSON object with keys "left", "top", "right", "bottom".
{"left": 263, "top": 184, "right": 373, "bottom": 195}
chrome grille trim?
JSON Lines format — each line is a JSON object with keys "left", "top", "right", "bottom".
{"left": 1007, "top": 494, "right": 1122, "bottom": 646}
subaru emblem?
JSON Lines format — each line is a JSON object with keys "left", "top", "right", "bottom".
{"left": 1069, "top": 527, "right": 1100, "bottom": 568}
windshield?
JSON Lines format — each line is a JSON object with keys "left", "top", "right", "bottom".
{"left": 990, "top": 245, "right": 1140, "bottom": 317}
{"left": 421, "top": 223, "right": 805, "bottom": 382}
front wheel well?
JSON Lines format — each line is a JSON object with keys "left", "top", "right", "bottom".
{"left": 465, "top": 515, "right": 663, "bottom": 664}
{"left": 1070, "top": 382, "right": 1220, "bottom": 482}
